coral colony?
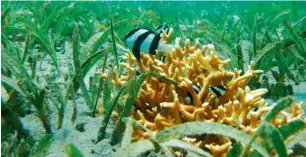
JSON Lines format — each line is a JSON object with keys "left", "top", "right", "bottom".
{"left": 97, "top": 28, "right": 304, "bottom": 156}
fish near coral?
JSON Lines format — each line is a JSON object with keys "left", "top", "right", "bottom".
{"left": 185, "top": 84, "right": 227, "bottom": 105}
{"left": 208, "top": 85, "right": 227, "bottom": 98}
{"left": 124, "top": 26, "right": 173, "bottom": 60}
{"left": 185, "top": 84, "right": 201, "bottom": 105}
{"left": 125, "top": 26, "right": 228, "bottom": 105}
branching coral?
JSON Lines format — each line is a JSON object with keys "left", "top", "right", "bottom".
{"left": 99, "top": 29, "right": 305, "bottom": 156}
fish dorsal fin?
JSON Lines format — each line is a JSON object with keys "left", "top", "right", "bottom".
{"left": 156, "top": 25, "right": 169, "bottom": 34}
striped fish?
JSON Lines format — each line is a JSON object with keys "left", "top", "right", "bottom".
{"left": 132, "top": 102, "right": 152, "bottom": 111}
{"left": 208, "top": 85, "right": 227, "bottom": 98}
{"left": 185, "top": 85, "right": 226, "bottom": 104}
{"left": 145, "top": 102, "right": 153, "bottom": 111}
{"left": 124, "top": 27, "right": 173, "bottom": 60}
{"left": 156, "top": 25, "right": 169, "bottom": 34}
{"left": 185, "top": 85, "right": 201, "bottom": 105}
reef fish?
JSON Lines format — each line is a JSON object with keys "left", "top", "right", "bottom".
{"left": 185, "top": 84, "right": 227, "bottom": 105}
{"left": 208, "top": 85, "right": 227, "bottom": 98}
{"left": 124, "top": 27, "right": 173, "bottom": 60}
{"left": 185, "top": 85, "right": 201, "bottom": 105}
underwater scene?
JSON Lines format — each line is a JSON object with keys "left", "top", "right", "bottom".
{"left": 1, "top": 1, "right": 306, "bottom": 157}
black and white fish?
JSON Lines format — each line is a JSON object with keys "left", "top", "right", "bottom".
{"left": 185, "top": 84, "right": 201, "bottom": 105}
{"left": 133, "top": 102, "right": 153, "bottom": 112}
{"left": 185, "top": 84, "right": 227, "bottom": 104}
{"left": 124, "top": 28, "right": 173, "bottom": 60}
{"left": 208, "top": 85, "right": 227, "bottom": 98}
{"left": 145, "top": 102, "right": 153, "bottom": 111}
{"left": 156, "top": 25, "right": 169, "bottom": 34}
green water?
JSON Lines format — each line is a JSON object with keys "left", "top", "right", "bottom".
{"left": 1, "top": 1, "right": 306, "bottom": 157}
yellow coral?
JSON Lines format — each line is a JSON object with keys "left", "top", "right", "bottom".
{"left": 98, "top": 28, "right": 305, "bottom": 156}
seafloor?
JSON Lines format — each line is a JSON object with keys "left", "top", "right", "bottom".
{"left": 1, "top": 1, "right": 306, "bottom": 157}
{"left": 14, "top": 48, "right": 306, "bottom": 157}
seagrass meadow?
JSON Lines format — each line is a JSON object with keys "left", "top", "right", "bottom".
{"left": 1, "top": 1, "right": 306, "bottom": 157}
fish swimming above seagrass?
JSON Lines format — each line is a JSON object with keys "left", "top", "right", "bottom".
{"left": 124, "top": 25, "right": 173, "bottom": 60}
